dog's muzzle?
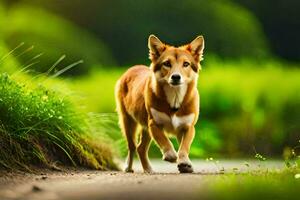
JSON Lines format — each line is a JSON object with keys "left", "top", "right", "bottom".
{"left": 170, "top": 73, "right": 182, "bottom": 86}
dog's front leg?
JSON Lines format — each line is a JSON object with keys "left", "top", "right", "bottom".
{"left": 177, "top": 126, "right": 195, "bottom": 173}
{"left": 148, "top": 120, "right": 177, "bottom": 163}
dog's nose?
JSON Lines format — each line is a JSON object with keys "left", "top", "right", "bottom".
{"left": 171, "top": 74, "right": 181, "bottom": 81}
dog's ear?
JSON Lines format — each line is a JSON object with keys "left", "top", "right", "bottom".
{"left": 186, "top": 35, "right": 204, "bottom": 62}
{"left": 148, "top": 35, "right": 166, "bottom": 61}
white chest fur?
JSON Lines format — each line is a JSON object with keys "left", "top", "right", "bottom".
{"left": 150, "top": 108, "right": 194, "bottom": 130}
{"left": 163, "top": 84, "right": 187, "bottom": 109}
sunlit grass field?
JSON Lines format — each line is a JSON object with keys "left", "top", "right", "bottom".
{"left": 1, "top": 58, "right": 299, "bottom": 170}
{"left": 63, "top": 61, "right": 300, "bottom": 158}
{"left": 68, "top": 61, "right": 300, "bottom": 114}
{"left": 201, "top": 168, "right": 300, "bottom": 200}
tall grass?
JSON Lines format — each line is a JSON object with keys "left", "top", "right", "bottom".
{"left": 0, "top": 73, "right": 118, "bottom": 170}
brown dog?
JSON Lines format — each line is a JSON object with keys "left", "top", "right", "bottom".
{"left": 115, "top": 35, "right": 204, "bottom": 173}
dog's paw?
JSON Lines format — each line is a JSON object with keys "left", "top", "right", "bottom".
{"left": 177, "top": 160, "right": 193, "bottom": 173}
{"left": 144, "top": 168, "right": 154, "bottom": 174}
{"left": 124, "top": 167, "right": 134, "bottom": 173}
{"left": 163, "top": 149, "right": 177, "bottom": 163}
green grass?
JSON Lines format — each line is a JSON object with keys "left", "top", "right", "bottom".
{"left": 0, "top": 73, "right": 119, "bottom": 171}
{"left": 201, "top": 169, "right": 300, "bottom": 200}
{"left": 2, "top": 4, "right": 115, "bottom": 75}
{"left": 0, "top": 58, "right": 298, "bottom": 170}
{"left": 69, "top": 68, "right": 123, "bottom": 112}
{"left": 63, "top": 61, "right": 300, "bottom": 158}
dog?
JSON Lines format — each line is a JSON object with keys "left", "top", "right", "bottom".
{"left": 115, "top": 35, "right": 204, "bottom": 173}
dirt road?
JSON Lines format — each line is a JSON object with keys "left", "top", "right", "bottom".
{"left": 0, "top": 160, "right": 284, "bottom": 200}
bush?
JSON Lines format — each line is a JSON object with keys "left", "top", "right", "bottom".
{"left": 0, "top": 3, "right": 20, "bottom": 73}
{"left": 0, "top": 3, "right": 4, "bottom": 36}
{"left": 198, "top": 62, "right": 300, "bottom": 157}
{"left": 0, "top": 73, "right": 118, "bottom": 170}
{"left": 2, "top": 4, "right": 115, "bottom": 75}
{"left": 34, "top": 0, "right": 270, "bottom": 64}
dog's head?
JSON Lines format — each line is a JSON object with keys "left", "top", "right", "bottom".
{"left": 148, "top": 35, "right": 204, "bottom": 87}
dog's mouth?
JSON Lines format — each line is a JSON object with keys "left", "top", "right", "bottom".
{"left": 169, "top": 81, "right": 183, "bottom": 86}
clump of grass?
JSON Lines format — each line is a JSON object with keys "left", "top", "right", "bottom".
{"left": 201, "top": 169, "right": 300, "bottom": 200}
{"left": 0, "top": 73, "right": 118, "bottom": 171}
{"left": 199, "top": 148, "right": 300, "bottom": 200}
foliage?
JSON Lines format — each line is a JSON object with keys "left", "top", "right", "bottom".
{"left": 0, "top": 73, "right": 118, "bottom": 170}
{"left": 12, "top": 0, "right": 269, "bottom": 65}
{"left": 1, "top": 4, "right": 115, "bottom": 75}
{"left": 235, "top": 0, "right": 300, "bottom": 61}
{"left": 65, "top": 61, "right": 300, "bottom": 157}
{"left": 0, "top": 4, "right": 20, "bottom": 72}
{"left": 0, "top": 0, "right": 298, "bottom": 168}
{"left": 198, "top": 60, "right": 300, "bottom": 157}
{"left": 0, "top": 41, "right": 21, "bottom": 73}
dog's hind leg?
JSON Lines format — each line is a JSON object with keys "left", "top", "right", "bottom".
{"left": 137, "top": 129, "right": 153, "bottom": 173}
{"left": 121, "top": 113, "right": 137, "bottom": 173}
{"left": 115, "top": 82, "right": 137, "bottom": 172}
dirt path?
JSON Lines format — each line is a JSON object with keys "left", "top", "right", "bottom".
{"left": 0, "top": 160, "right": 284, "bottom": 200}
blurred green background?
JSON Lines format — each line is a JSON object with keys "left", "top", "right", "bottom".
{"left": 0, "top": 0, "right": 299, "bottom": 158}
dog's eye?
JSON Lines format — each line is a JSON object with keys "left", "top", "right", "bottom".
{"left": 183, "top": 62, "right": 190, "bottom": 67}
{"left": 163, "top": 61, "right": 171, "bottom": 67}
